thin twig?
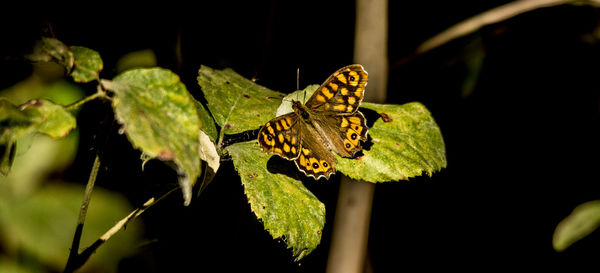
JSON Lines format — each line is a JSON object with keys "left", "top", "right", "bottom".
{"left": 65, "top": 85, "right": 107, "bottom": 111}
{"left": 62, "top": 186, "right": 178, "bottom": 273}
{"left": 64, "top": 154, "right": 101, "bottom": 273}
{"left": 415, "top": 0, "right": 600, "bottom": 55}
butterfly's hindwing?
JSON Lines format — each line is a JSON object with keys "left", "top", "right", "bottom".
{"left": 314, "top": 111, "right": 368, "bottom": 157}
{"left": 257, "top": 113, "right": 301, "bottom": 160}
{"left": 305, "top": 64, "right": 368, "bottom": 115}
{"left": 294, "top": 124, "right": 337, "bottom": 179}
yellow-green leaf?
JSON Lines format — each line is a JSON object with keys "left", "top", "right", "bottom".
{"left": 195, "top": 99, "right": 218, "bottom": 142}
{"left": 102, "top": 68, "right": 204, "bottom": 205}
{"left": 553, "top": 200, "right": 600, "bottom": 251}
{"left": 337, "top": 102, "right": 447, "bottom": 182}
{"left": 226, "top": 141, "right": 325, "bottom": 261}
{"left": 70, "top": 46, "right": 103, "bottom": 83}
{"left": 0, "top": 99, "right": 76, "bottom": 175}
{"left": 197, "top": 65, "right": 286, "bottom": 134}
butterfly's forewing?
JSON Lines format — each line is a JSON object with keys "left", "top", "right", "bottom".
{"left": 305, "top": 64, "right": 368, "bottom": 115}
{"left": 257, "top": 113, "right": 302, "bottom": 160}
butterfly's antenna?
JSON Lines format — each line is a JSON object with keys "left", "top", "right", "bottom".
{"left": 297, "top": 68, "right": 307, "bottom": 103}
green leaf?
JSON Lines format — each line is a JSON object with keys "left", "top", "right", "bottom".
{"left": 0, "top": 99, "right": 76, "bottom": 174}
{"left": 226, "top": 141, "right": 325, "bottom": 261}
{"left": 553, "top": 200, "right": 600, "bottom": 251}
{"left": 197, "top": 65, "right": 286, "bottom": 135}
{"left": 26, "top": 37, "right": 74, "bottom": 73}
{"left": 337, "top": 102, "right": 447, "bottom": 182}
{"left": 0, "top": 184, "right": 142, "bottom": 272}
{"left": 102, "top": 68, "right": 207, "bottom": 205}
{"left": 195, "top": 100, "right": 218, "bottom": 142}
{"left": 69, "top": 46, "right": 103, "bottom": 83}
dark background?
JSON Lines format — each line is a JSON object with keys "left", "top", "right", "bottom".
{"left": 2, "top": 0, "right": 600, "bottom": 271}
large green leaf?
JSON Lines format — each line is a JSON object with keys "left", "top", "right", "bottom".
{"left": 337, "top": 102, "right": 447, "bottom": 182}
{"left": 70, "top": 46, "right": 103, "bottom": 83}
{"left": 197, "top": 65, "right": 286, "bottom": 135}
{"left": 226, "top": 141, "right": 325, "bottom": 261}
{"left": 102, "top": 68, "right": 217, "bottom": 205}
{"left": 553, "top": 200, "right": 600, "bottom": 252}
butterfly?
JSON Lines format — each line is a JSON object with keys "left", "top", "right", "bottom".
{"left": 258, "top": 64, "right": 369, "bottom": 179}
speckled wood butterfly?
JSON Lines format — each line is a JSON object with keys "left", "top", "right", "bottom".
{"left": 258, "top": 64, "right": 369, "bottom": 179}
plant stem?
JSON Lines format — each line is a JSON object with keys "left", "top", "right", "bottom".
{"left": 64, "top": 154, "right": 101, "bottom": 273}
{"left": 416, "top": 0, "right": 582, "bottom": 55}
{"left": 65, "top": 85, "right": 107, "bottom": 111}
{"left": 62, "top": 184, "right": 178, "bottom": 273}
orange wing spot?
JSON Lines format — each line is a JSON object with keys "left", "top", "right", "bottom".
{"left": 352, "top": 124, "right": 363, "bottom": 134}
{"left": 348, "top": 116, "right": 361, "bottom": 124}
{"left": 275, "top": 122, "right": 282, "bottom": 131}
{"left": 302, "top": 148, "right": 311, "bottom": 156}
{"left": 316, "top": 94, "right": 327, "bottom": 102}
{"left": 278, "top": 133, "right": 284, "bottom": 143}
{"left": 283, "top": 143, "right": 291, "bottom": 153}
{"left": 340, "top": 117, "right": 349, "bottom": 128}
{"left": 309, "top": 157, "right": 321, "bottom": 172}
{"left": 267, "top": 126, "right": 275, "bottom": 135}
{"left": 337, "top": 98, "right": 345, "bottom": 103}
{"left": 291, "top": 146, "right": 297, "bottom": 155}
{"left": 280, "top": 119, "right": 290, "bottom": 129}
{"left": 321, "top": 87, "right": 334, "bottom": 99}
{"left": 336, "top": 74, "right": 347, "bottom": 84}
{"left": 346, "top": 106, "right": 353, "bottom": 112}
{"left": 274, "top": 147, "right": 283, "bottom": 154}
{"left": 354, "top": 89, "right": 363, "bottom": 97}
{"left": 347, "top": 96, "right": 356, "bottom": 105}
{"left": 291, "top": 136, "right": 297, "bottom": 145}
{"left": 329, "top": 82, "right": 338, "bottom": 91}
{"left": 340, "top": 87, "right": 349, "bottom": 95}
{"left": 299, "top": 154, "right": 307, "bottom": 168}
{"left": 333, "top": 104, "right": 347, "bottom": 111}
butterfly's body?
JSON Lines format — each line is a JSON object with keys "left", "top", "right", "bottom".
{"left": 259, "top": 65, "right": 369, "bottom": 180}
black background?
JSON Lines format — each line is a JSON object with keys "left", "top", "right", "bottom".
{"left": 2, "top": 1, "right": 600, "bottom": 272}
